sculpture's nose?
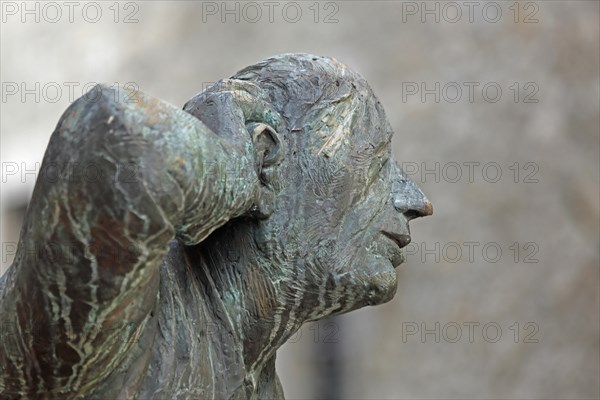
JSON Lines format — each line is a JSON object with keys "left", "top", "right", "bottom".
{"left": 391, "top": 162, "right": 433, "bottom": 220}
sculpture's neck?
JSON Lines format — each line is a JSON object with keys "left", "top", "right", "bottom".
{"left": 192, "top": 222, "right": 302, "bottom": 383}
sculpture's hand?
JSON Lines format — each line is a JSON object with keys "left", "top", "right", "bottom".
{"left": 178, "top": 79, "right": 284, "bottom": 243}
{"left": 183, "top": 79, "right": 284, "bottom": 206}
{"left": 184, "top": 79, "right": 283, "bottom": 142}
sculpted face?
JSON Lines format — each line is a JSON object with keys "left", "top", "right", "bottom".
{"left": 232, "top": 54, "right": 432, "bottom": 322}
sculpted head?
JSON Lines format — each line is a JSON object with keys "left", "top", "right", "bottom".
{"left": 185, "top": 53, "right": 432, "bottom": 338}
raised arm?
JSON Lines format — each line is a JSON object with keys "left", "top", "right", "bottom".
{"left": 0, "top": 83, "right": 281, "bottom": 397}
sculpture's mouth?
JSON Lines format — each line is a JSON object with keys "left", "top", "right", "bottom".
{"left": 381, "top": 231, "right": 411, "bottom": 267}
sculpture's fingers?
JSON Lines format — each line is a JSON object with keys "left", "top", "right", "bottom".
{"left": 183, "top": 89, "right": 285, "bottom": 133}
{"left": 230, "top": 91, "right": 284, "bottom": 133}
{"left": 205, "top": 79, "right": 266, "bottom": 100}
{"left": 185, "top": 80, "right": 285, "bottom": 134}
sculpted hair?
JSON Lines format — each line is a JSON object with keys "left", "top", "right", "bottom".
{"left": 231, "top": 53, "right": 389, "bottom": 158}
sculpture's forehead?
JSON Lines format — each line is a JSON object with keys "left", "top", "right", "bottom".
{"left": 315, "top": 91, "right": 393, "bottom": 158}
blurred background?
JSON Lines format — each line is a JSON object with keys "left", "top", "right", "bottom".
{"left": 1, "top": 1, "right": 598, "bottom": 398}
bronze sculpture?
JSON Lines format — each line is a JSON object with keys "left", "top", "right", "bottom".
{"left": 0, "top": 54, "right": 432, "bottom": 399}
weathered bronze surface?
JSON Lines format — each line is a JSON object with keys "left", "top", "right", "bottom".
{"left": 0, "top": 54, "right": 432, "bottom": 399}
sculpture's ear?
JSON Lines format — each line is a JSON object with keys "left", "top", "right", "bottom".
{"left": 248, "top": 122, "right": 283, "bottom": 170}
{"left": 246, "top": 122, "right": 284, "bottom": 219}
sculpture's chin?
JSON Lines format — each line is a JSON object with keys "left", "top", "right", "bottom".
{"left": 347, "top": 256, "right": 399, "bottom": 310}
{"left": 365, "top": 266, "right": 398, "bottom": 306}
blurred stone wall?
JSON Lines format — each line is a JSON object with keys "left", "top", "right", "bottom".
{"left": 1, "top": 1, "right": 598, "bottom": 399}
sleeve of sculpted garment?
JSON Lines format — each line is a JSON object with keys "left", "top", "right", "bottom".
{"left": 0, "top": 83, "right": 275, "bottom": 397}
